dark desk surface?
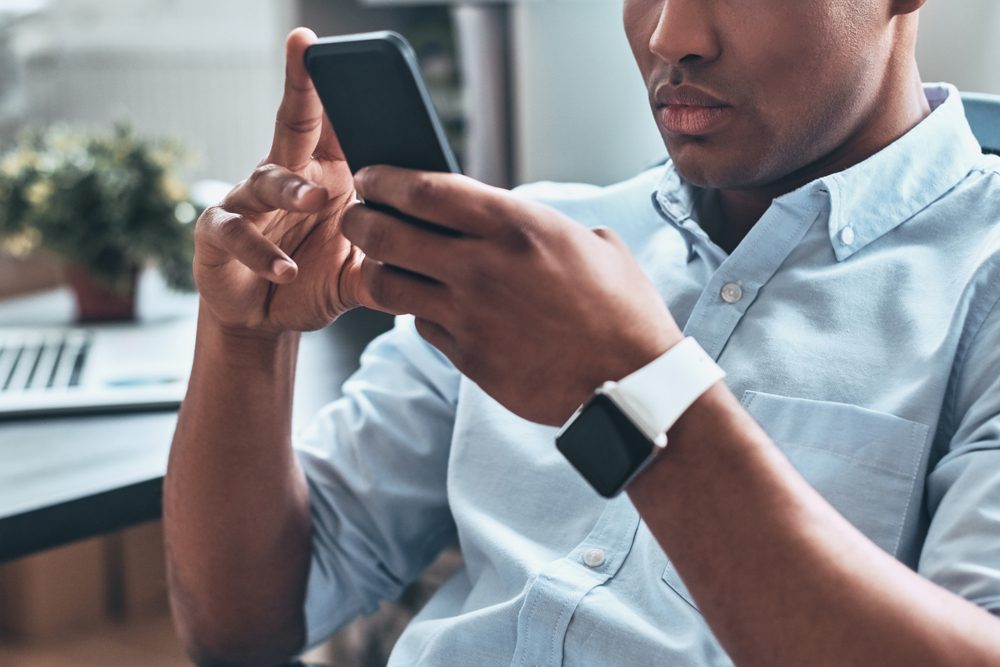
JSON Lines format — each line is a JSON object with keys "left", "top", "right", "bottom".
{"left": 0, "top": 275, "right": 392, "bottom": 562}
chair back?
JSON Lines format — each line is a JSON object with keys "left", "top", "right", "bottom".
{"left": 962, "top": 92, "right": 1000, "bottom": 155}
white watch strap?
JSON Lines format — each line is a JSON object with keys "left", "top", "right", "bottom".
{"left": 605, "top": 337, "right": 725, "bottom": 441}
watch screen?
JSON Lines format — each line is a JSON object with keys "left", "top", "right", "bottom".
{"left": 556, "top": 393, "right": 654, "bottom": 497}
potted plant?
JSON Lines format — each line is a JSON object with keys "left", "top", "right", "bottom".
{"left": 0, "top": 124, "right": 196, "bottom": 321}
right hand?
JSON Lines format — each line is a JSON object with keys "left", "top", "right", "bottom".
{"left": 194, "top": 28, "right": 367, "bottom": 335}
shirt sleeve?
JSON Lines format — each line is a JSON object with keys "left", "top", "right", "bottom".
{"left": 293, "top": 315, "right": 461, "bottom": 648}
{"left": 920, "top": 293, "right": 1000, "bottom": 616}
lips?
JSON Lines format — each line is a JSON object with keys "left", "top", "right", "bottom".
{"left": 654, "top": 84, "right": 734, "bottom": 136}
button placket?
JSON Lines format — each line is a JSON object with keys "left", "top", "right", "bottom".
{"left": 510, "top": 497, "right": 640, "bottom": 667}
{"left": 682, "top": 200, "right": 824, "bottom": 360}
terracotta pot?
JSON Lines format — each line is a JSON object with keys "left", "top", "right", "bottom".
{"left": 0, "top": 249, "right": 64, "bottom": 299}
{"left": 65, "top": 264, "right": 138, "bottom": 323}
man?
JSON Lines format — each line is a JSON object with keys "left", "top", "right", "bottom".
{"left": 165, "top": 0, "right": 1000, "bottom": 665}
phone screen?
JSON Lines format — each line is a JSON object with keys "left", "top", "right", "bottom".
{"left": 304, "top": 32, "right": 460, "bottom": 175}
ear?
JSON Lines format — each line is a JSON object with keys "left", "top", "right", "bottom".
{"left": 890, "top": 0, "right": 926, "bottom": 16}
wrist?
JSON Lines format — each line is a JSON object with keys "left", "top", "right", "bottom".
{"left": 614, "top": 337, "right": 725, "bottom": 438}
{"left": 197, "top": 301, "right": 300, "bottom": 372}
{"left": 627, "top": 382, "right": 754, "bottom": 501}
{"left": 557, "top": 336, "right": 725, "bottom": 497}
{"left": 567, "top": 330, "right": 684, "bottom": 420}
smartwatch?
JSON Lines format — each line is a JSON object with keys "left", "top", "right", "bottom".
{"left": 555, "top": 337, "right": 725, "bottom": 497}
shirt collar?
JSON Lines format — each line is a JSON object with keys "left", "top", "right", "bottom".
{"left": 653, "top": 84, "right": 984, "bottom": 262}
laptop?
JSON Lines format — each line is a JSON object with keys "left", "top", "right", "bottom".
{"left": 0, "top": 316, "right": 196, "bottom": 419}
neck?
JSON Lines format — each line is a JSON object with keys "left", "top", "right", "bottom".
{"left": 716, "top": 62, "right": 931, "bottom": 251}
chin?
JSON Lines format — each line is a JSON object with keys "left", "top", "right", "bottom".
{"left": 670, "top": 153, "right": 752, "bottom": 190}
{"left": 666, "top": 139, "right": 777, "bottom": 190}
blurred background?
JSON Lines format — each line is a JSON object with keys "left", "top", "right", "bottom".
{"left": 0, "top": 0, "right": 997, "bottom": 665}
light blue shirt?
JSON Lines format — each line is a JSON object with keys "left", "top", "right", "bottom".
{"left": 295, "top": 84, "right": 1000, "bottom": 665}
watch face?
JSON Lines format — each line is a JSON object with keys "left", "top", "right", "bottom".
{"left": 556, "top": 393, "right": 655, "bottom": 497}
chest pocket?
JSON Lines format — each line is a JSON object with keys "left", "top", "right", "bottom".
{"left": 662, "top": 390, "right": 929, "bottom": 610}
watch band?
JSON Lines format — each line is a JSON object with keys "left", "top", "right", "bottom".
{"left": 604, "top": 337, "right": 726, "bottom": 441}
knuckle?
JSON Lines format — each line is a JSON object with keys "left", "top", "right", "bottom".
{"left": 409, "top": 173, "right": 440, "bottom": 204}
{"left": 194, "top": 205, "right": 222, "bottom": 232}
{"left": 248, "top": 164, "right": 279, "bottom": 188}
{"left": 504, "top": 221, "right": 533, "bottom": 253}
{"left": 218, "top": 216, "right": 249, "bottom": 246}
{"left": 503, "top": 217, "right": 538, "bottom": 254}
{"left": 193, "top": 212, "right": 219, "bottom": 246}
{"left": 277, "top": 113, "right": 322, "bottom": 136}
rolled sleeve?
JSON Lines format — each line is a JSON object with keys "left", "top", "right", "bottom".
{"left": 294, "top": 315, "right": 461, "bottom": 648}
{"left": 920, "top": 294, "right": 1000, "bottom": 616}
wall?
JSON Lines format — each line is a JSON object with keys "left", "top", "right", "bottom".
{"left": 917, "top": 0, "right": 1000, "bottom": 94}
{"left": 510, "top": 0, "right": 664, "bottom": 187}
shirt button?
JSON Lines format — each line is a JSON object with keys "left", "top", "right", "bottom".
{"left": 720, "top": 282, "right": 743, "bottom": 304}
{"left": 840, "top": 226, "right": 855, "bottom": 245}
{"left": 583, "top": 548, "right": 606, "bottom": 568}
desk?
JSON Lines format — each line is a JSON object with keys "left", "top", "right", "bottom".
{"left": 0, "top": 277, "right": 392, "bottom": 563}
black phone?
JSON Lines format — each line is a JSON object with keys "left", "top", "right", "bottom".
{"left": 304, "top": 31, "right": 461, "bottom": 176}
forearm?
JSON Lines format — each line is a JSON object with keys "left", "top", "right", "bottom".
{"left": 629, "top": 384, "right": 1000, "bottom": 667}
{"left": 164, "top": 303, "right": 311, "bottom": 665}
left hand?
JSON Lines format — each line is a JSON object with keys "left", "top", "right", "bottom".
{"left": 343, "top": 166, "right": 683, "bottom": 426}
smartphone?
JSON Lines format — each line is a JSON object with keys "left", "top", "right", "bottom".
{"left": 304, "top": 31, "right": 461, "bottom": 176}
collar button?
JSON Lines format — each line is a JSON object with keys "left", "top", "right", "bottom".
{"left": 840, "top": 226, "right": 856, "bottom": 246}
{"left": 583, "top": 548, "right": 606, "bottom": 568}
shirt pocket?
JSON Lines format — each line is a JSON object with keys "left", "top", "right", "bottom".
{"left": 661, "top": 390, "right": 929, "bottom": 611}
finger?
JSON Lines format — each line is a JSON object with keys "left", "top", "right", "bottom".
{"left": 312, "top": 115, "right": 347, "bottom": 163}
{"left": 268, "top": 28, "right": 325, "bottom": 170}
{"left": 225, "top": 164, "right": 329, "bottom": 217}
{"left": 341, "top": 203, "right": 465, "bottom": 283}
{"left": 358, "top": 258, "right": 452, "bottom": 322}
{"left": 201, "top": 207, "right": 298, "bottom": 283}
{"left": 354, "top": 166, "right": 512, "bottom": 237}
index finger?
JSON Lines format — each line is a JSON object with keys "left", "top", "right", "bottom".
{"left": 267, "top": 28, "right": 325, "bottom": 170}
{"left": 354, "top": 166, "right": 512, "bottom": 237}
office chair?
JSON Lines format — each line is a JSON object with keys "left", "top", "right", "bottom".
{"left": 962, "top": 91, "right": 1000, "bottom": 155}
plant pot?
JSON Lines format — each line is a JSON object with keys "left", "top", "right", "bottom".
{"left": 65, "top": 264, "right": 138, "bottom": 323}
{"left": 0, "top": 248, "right": 64, "bottom": 299}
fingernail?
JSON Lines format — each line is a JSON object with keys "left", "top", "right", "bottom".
{"left": 295, "top": 183, "right": 316, "bottom": 200}
{"left": 272, "top": 258, "right": 296, "bottom": 277}
{"left": 354, "top": 168, "right": 368, "bottom": 192}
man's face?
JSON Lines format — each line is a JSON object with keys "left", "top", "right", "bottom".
{"left": 624, "top": 0, "right": 895, "bottom": 190}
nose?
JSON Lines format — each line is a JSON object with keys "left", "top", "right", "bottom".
{"left": 649, "top": 0, "right": 721, "bottom": 66}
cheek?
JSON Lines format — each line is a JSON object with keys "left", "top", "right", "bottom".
{"left": 622, "top": 0, "right": 660, "bottom": 75}
{"left": 738, "top": 1, "right": 885, "bottom": 119}
{"left": 746, "top": 11, "right": 883, "bottom": 159}
{"left": 672, "top": 4, "right": 883, "bottom": 187}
